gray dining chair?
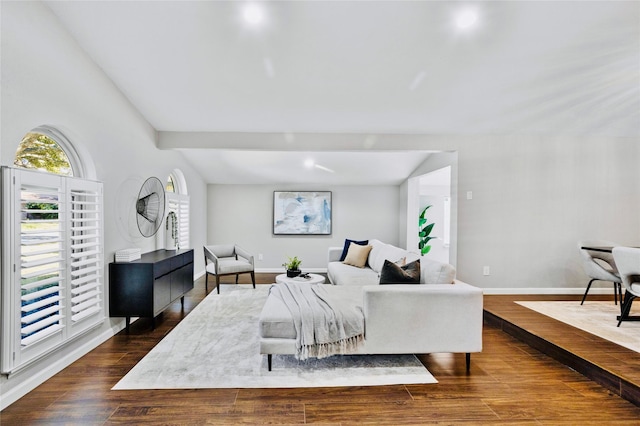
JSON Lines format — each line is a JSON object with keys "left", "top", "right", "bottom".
{"left": 612, "top": 247, "right": 640, "bottom": 327}
{"left": 203, "top": 244, "right": 255, "bottom": 294}
{"left": 577, "top": 240, "right": 622, "bottom": 305}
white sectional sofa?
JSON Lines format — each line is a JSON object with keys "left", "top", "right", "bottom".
{"left": 327, "top": 239, "right": 457, "bottom": 286}
{"left": 259, "top": 240, "right": 483, "bottom": 371}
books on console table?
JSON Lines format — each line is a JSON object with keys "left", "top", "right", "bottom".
{"left": 115, "top": 248, "right": 141, "bottom": 262}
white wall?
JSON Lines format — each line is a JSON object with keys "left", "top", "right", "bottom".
{"left": 409, "top": 166, "right": 452, "bottom": 264}
{"left": 454, "top": 135, "right": 640, "bottom": 292}
{"left": 207, "top": 184, "right": 400, "bottom": 271}
{"left": 419, "top": 192, "right": 449, "bottom": 263}
{"left": 402, "top": 137, "right": 639, "bottom": 292}
{"left": 406, "top": 152, "right": 459, "bottom": 267}
{"left": 0, "top": 1, "right": 207, "bottom": 408}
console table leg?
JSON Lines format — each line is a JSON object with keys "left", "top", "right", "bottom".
{"left": 466, "top": 353, "right": 471, "bottom": 372}
{"left": 181, "top": 296, "right": 185, "bottom": 310}
{"left": 268, "top": 354, "right": 272, "bottom": 371}
{"left": 125, "top": 316, "right": 130, "bottom": 334}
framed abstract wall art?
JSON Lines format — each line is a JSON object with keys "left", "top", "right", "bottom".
{"left": 273, "top": 191, "right": 332, "bottom": 235}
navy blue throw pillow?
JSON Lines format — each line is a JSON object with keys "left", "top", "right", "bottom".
{"left": 339, "top": 239, "right": 369, "bottom": 261}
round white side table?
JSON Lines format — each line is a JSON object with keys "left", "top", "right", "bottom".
{"left": 275, "top": 273, "right": 326, "bottom": 285}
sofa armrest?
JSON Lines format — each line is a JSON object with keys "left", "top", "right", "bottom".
{"left": 328, "top": 246, "right": 343, "bottom": 263}
{"left": 362, "top": 282, "right": 483, "bottom": 354}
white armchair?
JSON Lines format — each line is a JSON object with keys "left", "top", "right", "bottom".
{"left": 612, "top": 247, "right": 640, "bottom": 327}
{"left": 203, "top": 244, "right": 255, "bottom": 294}
{"left": 578, "top": 240, "right": 622, "bottom": 305}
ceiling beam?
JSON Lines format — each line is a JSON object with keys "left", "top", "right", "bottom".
{"left": 157, "top": 131, "right": 459, "bottom": 152}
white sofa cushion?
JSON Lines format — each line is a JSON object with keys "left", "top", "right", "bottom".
{"left": 367, "top": 240, "right": 409, "bottom": 273}
{"left": 259, "top": 285, "right": 365, "bottom": 339}
{"left": 328, "top": 261, "right": 380, "bottom": 286}
{"left": 259, "top": 292, "right": 297, "bottom": 339}
{"left": 421, "top": 257, "right": 456, "bottom": 284}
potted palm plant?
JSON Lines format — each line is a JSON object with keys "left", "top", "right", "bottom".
{"left": 419, "top": 205, "right": 435, "bottom": 255}
{"left": 282, "top": 256, "right": 302, "bottom": 277}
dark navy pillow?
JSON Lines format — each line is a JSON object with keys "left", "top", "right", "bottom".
{"left": 339, "top": 239, "right": 369, "bottom": 261}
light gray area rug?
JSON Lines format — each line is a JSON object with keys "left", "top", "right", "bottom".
{"left": 113, "top": 284, "right": 437, "bottom": 389}
{"left": 516, "top": 301, "right": 640, "bottom": 353}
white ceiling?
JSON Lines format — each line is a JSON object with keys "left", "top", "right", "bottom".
{"left": 177, "top": 149, "right": 433, "bottom": 185}
{"left": 45, "top": 1, "right": 640, "bottom": 184}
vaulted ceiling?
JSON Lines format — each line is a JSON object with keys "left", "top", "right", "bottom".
{"left": 45, "top": 1, "right": 640, "bottom": 184}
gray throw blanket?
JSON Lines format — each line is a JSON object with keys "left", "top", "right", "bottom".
{"left": 269, "top": 282, "right": 364, "bottom": 360}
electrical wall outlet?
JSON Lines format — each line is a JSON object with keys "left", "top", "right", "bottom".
{"left": 483, "top": 266, "right": 490, "bottom": 276}
{"left": 258, "top": 253, "right": 263, "bottom": 261}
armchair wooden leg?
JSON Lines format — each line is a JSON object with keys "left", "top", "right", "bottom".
{"left": 236, "top": 274, "right": 239, "bottom": 284}
{"left": 251, "top": 271, "right": 256, "bottom": 289}
{"left": 216, "top": 275, "right": 221, "bottom": 294}
{"left": 466, "top": 353, "right": 471, "bottom": 373}
{"left": 267, "top": 354, "right": 272, "bottom": 371}
{"left": 205, "top": 274, "right": 209, "bottom": 293}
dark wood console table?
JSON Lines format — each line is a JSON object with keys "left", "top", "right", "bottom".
{"left": 109, "top": 249, "right": 194, "bottom": 332}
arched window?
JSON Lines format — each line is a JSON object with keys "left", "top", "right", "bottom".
{"left": 13, "top": 126, "right": 90, "bottom": 178}
{"left": 2, "top": 126, "right": 103, "bottom": 374}
{"left": 166, "top": 175, "right": 176, "bottom": 193}
{"left": 14, "top": 132, "right": 74, "bottom": 176}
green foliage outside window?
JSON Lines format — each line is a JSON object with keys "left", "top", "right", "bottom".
{"left": 24, "top": 202, "right": 59, "bottom": 220}
{"left": 14, "top": 133, "right": 73, "bottom": 176}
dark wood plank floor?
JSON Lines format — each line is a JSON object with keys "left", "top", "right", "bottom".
{"left": 484, "top": 294, "right": 640, "bottom": 406}
{"left": 3, "top": 275, "right": 640, "bottom": 424}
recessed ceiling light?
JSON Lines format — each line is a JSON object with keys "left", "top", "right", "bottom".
{"left": 304, "top": 159, "right": 315, "bottom": 169}
{"left": 455, "top": 7, "right": 479, "bottom": 31}
{"left": 242, "top": 3, "right": 265, "bottom": 26}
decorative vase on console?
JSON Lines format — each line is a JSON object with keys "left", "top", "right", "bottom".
{"left": 282, "top": 255, "right": 302, "bottom": 278}
{"left": 165, "top": 211, "right": 178, "bottom": 250}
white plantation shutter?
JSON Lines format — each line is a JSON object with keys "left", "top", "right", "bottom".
{"left": 166, "top": 192, "right": 190, "bottom": 249}
{"left": 1, "top": 167, "right": 104, "bottom": 374}
{"left": 68, "top": 182, "right": 103, "bottom": 331}
{"left": 18, "top": 181, "right": 65, "bottom": 349}
{"left": 178, "top": 196, "right": 190, "bottom": 249}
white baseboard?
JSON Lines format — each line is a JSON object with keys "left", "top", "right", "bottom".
{"left": 0, "top": 322, "right": 124, "bottom": 410}
{"left": 482, "top": 287, "right": 615, "bottom": 295}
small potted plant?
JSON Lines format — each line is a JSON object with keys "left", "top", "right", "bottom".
{"left": 282, "top": 256, "right": 302, "bottom": 277}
